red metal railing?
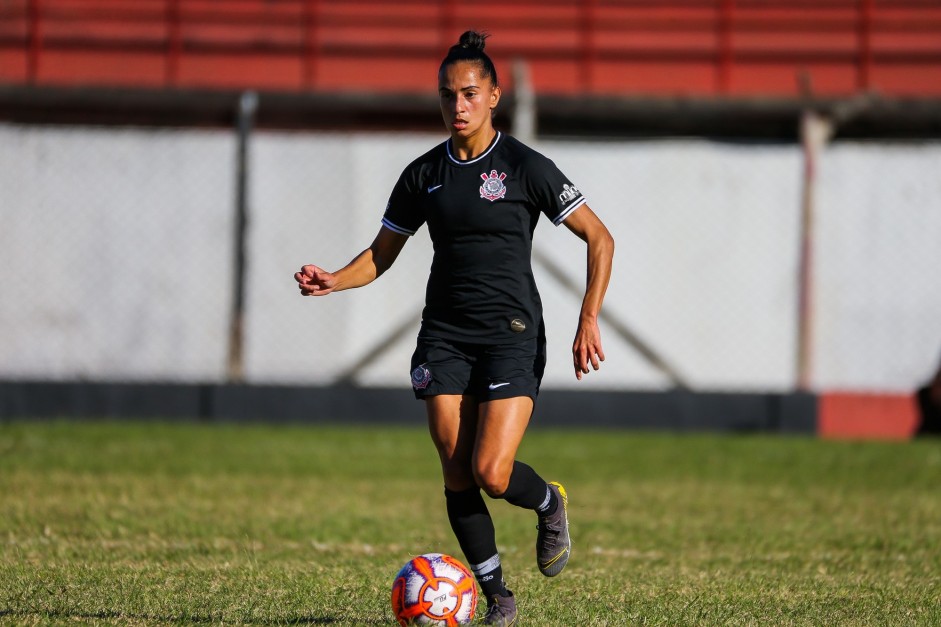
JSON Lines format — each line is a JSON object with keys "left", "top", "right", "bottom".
{"left": 1, "top": 0, "right": 940, "bottom": 97}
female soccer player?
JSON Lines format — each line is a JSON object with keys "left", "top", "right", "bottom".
{"left": 295, "top": 31, "right": 614, "bottom": 625}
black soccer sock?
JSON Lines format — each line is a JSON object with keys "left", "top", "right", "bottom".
{"left": 444, "top": 487, "right": 508, "bottom": 598}
{"left": 497, "top": 461, "right": 558, "bottom": 516}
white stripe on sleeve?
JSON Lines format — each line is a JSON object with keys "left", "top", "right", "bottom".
{"left": 381, "top": 217, "right": 416, "bottom": 236}
{"left": 552, "top": 196, "right": 587, "bottom": 226}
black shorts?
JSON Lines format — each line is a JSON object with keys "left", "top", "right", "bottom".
{"left": 409, "top": 334, "right": 547, "bottom": 401}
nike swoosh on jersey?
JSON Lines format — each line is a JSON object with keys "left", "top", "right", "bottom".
{"left": 427, "top": 184, "right": 444, "bottom": 193}
{"left": 488, "top": 382, "right": 511, "bottom": 390}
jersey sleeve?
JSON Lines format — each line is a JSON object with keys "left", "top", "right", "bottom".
{"left": 381, "top": 165, "right": 425, "bottom": 236}
{"left": 524, "top": 154, "right": 587, "bottom": 226}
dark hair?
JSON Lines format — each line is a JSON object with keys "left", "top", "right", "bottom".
{"left": 439, "top": 30, "right": 499, "bottom": 87}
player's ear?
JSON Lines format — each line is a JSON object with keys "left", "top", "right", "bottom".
{"left": 490, "top": 85, "right": 501, "bottom": 113}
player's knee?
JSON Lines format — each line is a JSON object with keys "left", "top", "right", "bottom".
{"left": 473, "top": 463, "right": 510, "bottom": 498}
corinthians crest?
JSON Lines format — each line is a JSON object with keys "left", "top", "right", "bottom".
{"left": 411, "top": 363, "right": 432, "bottom": 390}
{"left": 479, "top": 170, "right": 508, "bottom": 201}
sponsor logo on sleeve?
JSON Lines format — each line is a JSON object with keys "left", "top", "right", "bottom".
{"left": 559, "top": 183, "right": 581, "bottom": 204}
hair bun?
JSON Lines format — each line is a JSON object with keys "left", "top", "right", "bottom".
{"left": 441, "top": 29, "right": 499, "bottom": 86}
{"left": 457, "top": 30, "right": 488, "bottom": 51}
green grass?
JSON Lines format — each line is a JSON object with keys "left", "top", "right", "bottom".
{"left": 1, "top": 420, "right": 940, "bottom": 626}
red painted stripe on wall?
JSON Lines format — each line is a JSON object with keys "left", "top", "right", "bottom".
{"left": 818, "top": 392, "right": 919, "bottom": 440}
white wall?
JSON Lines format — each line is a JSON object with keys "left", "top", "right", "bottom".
{"left": 2, "top": 123, "right": 939, "bottom": 392}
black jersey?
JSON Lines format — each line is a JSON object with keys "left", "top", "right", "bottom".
{"left": 382, "top": 132, "right": 586, "bottom": 344}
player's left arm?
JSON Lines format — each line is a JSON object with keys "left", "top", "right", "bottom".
{"left": 561, "top": 204, "right": 615, "bottom": 380}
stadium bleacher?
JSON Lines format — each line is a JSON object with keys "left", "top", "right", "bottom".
{"left": 2, "top": 0, "right": 940, "bottom": 97}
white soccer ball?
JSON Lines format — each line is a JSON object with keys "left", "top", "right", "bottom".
{"left": 391, "top": 553, "right": 478, "bottom": 626}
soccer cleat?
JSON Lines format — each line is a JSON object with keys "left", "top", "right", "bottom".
{"left": 536, "top": 481, "right": 570, "bottom": 577}
{"left": 480, "top": 591, "right": 517, "bottom": 626}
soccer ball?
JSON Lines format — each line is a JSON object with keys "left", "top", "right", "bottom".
{"left": 391, "top": 553, "right": 478, "bottom": 626}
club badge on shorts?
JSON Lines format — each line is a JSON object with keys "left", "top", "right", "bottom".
{"left": 480, "top": 170, "right": 508, "bottom": 201}
{"left": 411, "top": 363, "right": 432, "bottom": 389}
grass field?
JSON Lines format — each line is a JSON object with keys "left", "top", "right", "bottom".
{"left": 1, "top": 420, "right": 939, "bottom": 626}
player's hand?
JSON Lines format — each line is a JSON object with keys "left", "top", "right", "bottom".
{"left": 295, "top": 264, "right": 337, "bottom": 296}
{"left": 572, "top": 317, "right": 605, "bottom": 380}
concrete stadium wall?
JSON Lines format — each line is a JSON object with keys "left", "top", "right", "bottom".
{"left": 1, "top": 124, "right": 940, "bottom": 395}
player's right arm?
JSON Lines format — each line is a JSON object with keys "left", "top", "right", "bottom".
{"left": 295, "top": 226, "right": 409, "bottom": 296}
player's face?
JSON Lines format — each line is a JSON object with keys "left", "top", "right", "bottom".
{"left": 438, "top": 61, "right": 501, "bottom": 141}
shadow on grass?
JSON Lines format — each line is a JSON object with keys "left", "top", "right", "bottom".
{"left": 3, "top": 609, "right": 390, "bottom": 625}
